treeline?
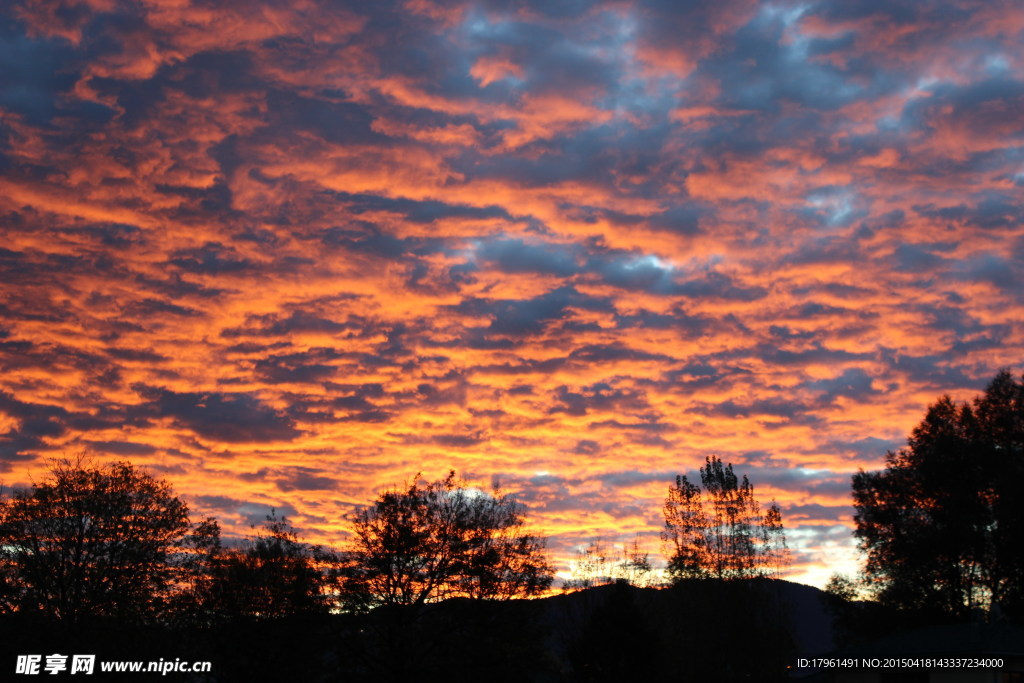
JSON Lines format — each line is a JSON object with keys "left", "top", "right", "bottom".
{"left": 0, "top": 457, "right": 790, "bottom": 627}
{"left": 0, "top": 465, "right": 556, "bottom": 625}
{"left": 0, "top": 465, "right": 556, "bottom": 681}
{"left": 0, "top": 459, "right": 794, "bottom": 682}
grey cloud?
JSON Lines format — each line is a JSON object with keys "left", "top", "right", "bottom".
{"left": 193, "top": 494, "right": 299, "bottom": 527}
{"left": 135, "top": 386, "right": 302, "bottom": 443}
{"left": 804, "top": 368, "right": 878, "bottom": 403}
{"left": 477, "top": 238, "right": 581, "bottom": 276}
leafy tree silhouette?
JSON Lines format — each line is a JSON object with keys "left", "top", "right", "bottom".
{"left": 203, "top": 512, "right": 335, "bottom": 621}
{"left": 0, "top": 459, "right": 214, "bottom": 624}
{"left": 853, "top": 369, "right": 1024, "bottom": 620}
{"left": 662, "top": 455, "right": 788, "bottom": 582}
{"left": 340, "top": 471, "right": 553, "bottom": 610}
{"left": 0, "top": 548, "right": 17, "bottom": 614}
{"left": 178, "top": 514, "right": 343, "bottom": 683}
{"left": 336, "top": 471, "right": 553, "bottom": 679}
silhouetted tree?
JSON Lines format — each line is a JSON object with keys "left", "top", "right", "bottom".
{"left": 203, "top": 512, "right": 335, "bottom": 621}
{"left": 564, "top": 537, "right": 657, "bottom": 590}
{"left": 761, "top": 498, "right": 789, "bottom": 577}
{"left": 662, "top": 455, "right": 788, "bottom": 582}
{"left": 662, "top": 473, "right": 707, "bottom": 580}
{"left": 0, "top": 550, "right": 16, "bottom": 614}
{"left": 0, "top": 459, "right": 212, "bottom": 624}
{"left": 822, "top": 571, "right": 888, "bottom": 647}
{"left": 341, "top": 471, "right": 553, "bottom": 610}
{"left": 167, "top": 515, "right": 222, "bottom": 625}
{"left": 852, "top": 369, "right": 1024, "bottom": 620}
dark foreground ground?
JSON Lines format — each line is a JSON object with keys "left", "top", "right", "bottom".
{"left": 0, "top": 579, "right": 932, "bottom": 683}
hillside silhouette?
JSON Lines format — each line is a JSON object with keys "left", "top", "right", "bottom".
{"left": 1, "top": 578, "right": 834, "bottom": 682}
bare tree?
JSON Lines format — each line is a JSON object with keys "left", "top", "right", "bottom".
{"left": 565, "top": 537, "right": 658, "bottom": 590}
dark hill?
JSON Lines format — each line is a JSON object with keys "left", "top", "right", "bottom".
{"left": 540, "top": 578, "right": 835, "bottom": 658}
{"left": 0, "top": 579, "right": 837, "bottom": 682}
{"left": 330, "top": 578, "right": 836, "bottom": 682}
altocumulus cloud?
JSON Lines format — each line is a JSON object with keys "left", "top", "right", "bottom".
{"left": 0, "top": 0, "right": 1022, "bottom": 587}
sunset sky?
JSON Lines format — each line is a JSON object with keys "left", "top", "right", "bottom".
{"left": 1, "top": 0, "right": 1022, "bottom": 587}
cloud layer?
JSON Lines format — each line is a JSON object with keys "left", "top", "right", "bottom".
{"left": 2, "top": 0, "right": 1022, "bottom": 585}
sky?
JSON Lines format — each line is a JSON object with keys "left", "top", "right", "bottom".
{"left": 1, "top": 0, "right": 1022, "bottom": 588}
